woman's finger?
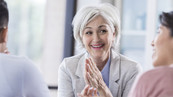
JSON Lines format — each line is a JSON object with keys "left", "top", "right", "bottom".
{"left": 87, "top": 64, "right": 94, "bottom": 77}
{"left": 87, "top": 72, "right": 99, "bottom": 88}
{"left": 81, "top": 85, "right": 90, "bottom": 95}
{"left": 89, "top": 58, "right": 103, "bottom": 80}
{"left": 85, "top": 59, "right": 94, "bottom": 86}
{"left": 86, "top": 71, "right": 91, "bottom": 86}
{"left": 87, "top": 59, "right": 97, "bottom": 79}
{"left": 89, "top": 58, "right": 98, "bottom": 72}
{"left": 87, "top": 59, "right": 102, "bottom": 81}
{"left": 86, "top": 59, "right": 95, "bottom": 73}
{"left": 84, "top": 62, "right": 90, "bottom": 85}
{"left": 88, "top": 87, "right": 94, "bottom": 96}
{"left": 93, "top": 88, "right": 97, "bottom": 96}
{"left": 85, "top": 59, "right": 89, "bottom": 72}
{"left": 88, "top": 58, "right": 95, "bottom": 71}
{"left": 87, "top": 72, "right": 96, "bottom": 87}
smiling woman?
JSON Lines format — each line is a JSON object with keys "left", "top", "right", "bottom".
{"left": 151, "top": 25, "right": 173, "bottom": 67}
{"left": 151, "top": 11, "right": 173, "bottom": 67}
{"left": 58, "top": 3, "right": 142, "bottom": 97}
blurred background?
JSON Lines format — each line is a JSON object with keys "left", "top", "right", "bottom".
{"left": 5, "top": 0, "right": 173, "bottom": 97}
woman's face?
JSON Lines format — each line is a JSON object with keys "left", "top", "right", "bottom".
{"left": 82, "top": 15, "right": 115, "bottom": 60}
{"left": 151, "top": 25, "right": 173, "bottom": 67}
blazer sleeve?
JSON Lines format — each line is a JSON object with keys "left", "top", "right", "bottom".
{"left": 58, "top": 59, "right": 75, "bottom": 97}
{"left": 122, "top": 63, "right": 142, "bottom": 97}
{"left": 22, "top": 58, "right": 51, "bottom": 97}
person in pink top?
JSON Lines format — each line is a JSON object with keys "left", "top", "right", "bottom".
{"left": 128, "top": 11, "right": 173, "bottom": 97}
{"left": 128, "top": 66, "right": 173, "bottom": 97}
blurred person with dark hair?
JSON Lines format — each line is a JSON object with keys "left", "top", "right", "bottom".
{"left": 0, "top": 0, "right": 50, "bottom": 96}
{"left": 128, "top": 11, "right": 173, "bottom": 97}
{"left": 0, "top": 0, "right": 8, "bottom": 53}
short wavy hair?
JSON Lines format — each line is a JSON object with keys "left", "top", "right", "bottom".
{"left": 72, "top": 3, "right": 121, "bottom": 51}
{"left": 159, "top": 11, "right": 173, "bottom": 37}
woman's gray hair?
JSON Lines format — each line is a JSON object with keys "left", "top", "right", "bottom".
{"left": 72, "top": 3, "right": 121, "bottom": 51}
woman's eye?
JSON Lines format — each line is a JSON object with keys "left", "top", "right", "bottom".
{"left": 85, "top": 31, "right": 92, "bottom": 35}
{"left": 100, "top": 30, "right": 107, "bottom": 34}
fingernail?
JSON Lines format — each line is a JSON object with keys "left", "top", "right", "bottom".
{"left": 89, "top": 87, "right": 93, "bottom": 90}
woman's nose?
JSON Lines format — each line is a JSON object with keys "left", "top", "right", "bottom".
{"left": 93, "top": 33, "right": 100, "bottom": 42}
{"left": 151, "top": 40, "right": 154, "bottom": 47}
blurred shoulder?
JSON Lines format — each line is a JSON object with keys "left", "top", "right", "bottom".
{"left": 0, "top": 53, "right": 35, "bottom": 67}
{"left": 140, "top": 66, "right": 173, "bottom": 79}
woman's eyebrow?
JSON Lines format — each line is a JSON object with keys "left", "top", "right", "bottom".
{"left": 84, "top": 26, "right": 92, "bottom": 30}
{"left": 98, "top": 25, "right": 107, "bottom": 28}
{"left": 84, "top": 24, "right": 107, "bottom": 30}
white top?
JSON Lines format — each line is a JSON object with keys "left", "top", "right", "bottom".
{"left": 0, "top": 53, "right": 50, "bottom": 97}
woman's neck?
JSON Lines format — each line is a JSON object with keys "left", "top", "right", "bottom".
{"left": 165, "top": 59, "right": 173, "bottom": 66}
{"left": 91, "top": 53, "right": 110, "bottom": 71}
{"left": 0, "top": 42, "right": 7, "bottom": 53}
{"left": 163, "top": 55, "right": 173, "bottom": 66}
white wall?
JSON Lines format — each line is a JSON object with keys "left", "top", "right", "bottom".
{"left": 43, "top": 0, "right": 66, "bottom": 96}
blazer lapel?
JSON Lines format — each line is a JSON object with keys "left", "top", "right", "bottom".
{"left": 74, "top": 53, "right": 87, "bottom": 96}
{"left": 109, "top": 50, "right": 121, "bottom": 97}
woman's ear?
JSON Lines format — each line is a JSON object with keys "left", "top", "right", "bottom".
{"left": 112, "top": 26, "right": 118, "bottom": 43}
{"left": 114, "top": 26, "right": 118, "bottom": 36}
{"left": 112, "top": 32, "right": 116, "bottom": 43}
{"left": 113, "top": 32, "right": 116, "bottom": 37}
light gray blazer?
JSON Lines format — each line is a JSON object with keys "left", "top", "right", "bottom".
{"left": 58, "top": 50, "right": 142, "bottom": 97}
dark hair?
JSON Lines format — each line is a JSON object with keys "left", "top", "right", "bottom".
{"left": 0, "top": 0, "right": 8, "bottom": 43}
{"left": 159, "top": 11, "right": 173, "bottom": 36}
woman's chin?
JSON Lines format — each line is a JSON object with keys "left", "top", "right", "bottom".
{"left": 152, "top": 62, "right": 158, "bottom": 67}
{"left": 152, "top": 54, "right": 158, "bottom": 66}
{"left": 92, "top": 55, "right": 103, "bottom": 59}
{"left": 152, "top": 59, "right": 163, "bottom": 67}
{"left": 152, "top": 58, "right": 158, "bottom": 67}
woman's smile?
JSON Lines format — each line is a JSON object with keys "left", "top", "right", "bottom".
{"left": 91, "top": 43, "right": 105, "bottom": 50}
